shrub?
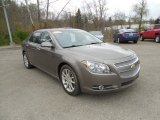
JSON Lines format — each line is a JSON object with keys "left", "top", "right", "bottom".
{"left": 13, "top": 31, "right": 29, "bottom": 44}
{"left": 0, "top": 34, "right": 9, "bottom": 46}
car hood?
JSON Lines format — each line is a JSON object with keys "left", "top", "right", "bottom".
{"left": 64, "top": 43, "right": 134, "bottom": 61}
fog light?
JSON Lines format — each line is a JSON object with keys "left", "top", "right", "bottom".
{"left": 99, "top": 85, "right": 105, "bottom": 90}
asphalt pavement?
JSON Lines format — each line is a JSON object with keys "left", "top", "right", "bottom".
{"left": 0, "top": 41, "right": 160, "bottom": 120}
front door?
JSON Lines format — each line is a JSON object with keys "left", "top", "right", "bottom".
{"left": 36, "top": 32, "right": 60, "bottom": 76}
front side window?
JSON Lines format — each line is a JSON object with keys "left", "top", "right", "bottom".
{"left": 29, "top": 32, "right": 41, "bottom": 44}
{"left": 40, "top": 32, "right": 52, "bottom": 43}
{"left": 52, "top": 30, "right": 102, "bottom": 48}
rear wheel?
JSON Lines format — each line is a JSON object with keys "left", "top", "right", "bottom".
{"left": 155, "top": 35, "right": 160, "bottom": 43}
{"left": 23, "top": 52, "right": 33, "bottom": 69}
{"left": 140, "top": 35, "right": 144, "bottom": 41}
{"left": 113, "top": 37, "right": 116, "bottom": 43}
{"left": 60, "top": 65, "right": 81, "bottom": 96}
{"left": 134, "top": 40, "right": 138, "bottom": 43}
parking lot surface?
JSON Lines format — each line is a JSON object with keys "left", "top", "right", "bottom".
{"left": 0, "top": 41, "right": 160, "bottom": 120}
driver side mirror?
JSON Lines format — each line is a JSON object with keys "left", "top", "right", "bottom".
{"left": 41, "top": 41, "right": 54, "bottom": 48}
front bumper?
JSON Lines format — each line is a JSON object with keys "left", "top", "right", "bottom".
{"left": 79, "top": 57, "right": 140, "bottom": 94}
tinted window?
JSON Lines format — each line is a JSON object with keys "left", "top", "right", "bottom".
{"left": 29, "top": 32, "right": 41, "bottom": 44}
{"left": 40, "top": 32, "right": 52, "bottom": 43}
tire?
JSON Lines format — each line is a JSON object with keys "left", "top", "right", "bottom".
{"left": 60, "top": 65, "right": 81, "bottom": 96}
{"left": 23, "top": 52, "right": 33, "bottom": 69}
{"left": 117, "top": 38, "right": 120, "bottom": 43}
{"left": 113, "top": 37, "right": 116, "bottom": 43}
{"left": 134, "top": 40, "right": 138, "bottom": 43}
{"left": 155, "top": 35, "right": 160, "bottom": 43}
{"left": 140, "top": 35, "right": 144, "bottom": 41}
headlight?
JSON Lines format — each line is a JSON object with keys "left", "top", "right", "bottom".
{"left": 82, "top": 61, "right": 110, "bottom": 74}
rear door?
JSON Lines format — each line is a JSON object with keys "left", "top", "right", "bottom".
{"left": 144, "top": 25, "right": 154, "bottom": 39}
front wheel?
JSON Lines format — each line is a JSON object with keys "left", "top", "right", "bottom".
{"left": 155, "top": 35, "right": 160, "bottom": 43}
{"left": 60, "top": 65, "right": 81, "bottom": 96}
{"left": 134, "top": 40, "right": 138, "bottom": 43}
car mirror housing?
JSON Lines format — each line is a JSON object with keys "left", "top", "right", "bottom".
{"left": 41, "top": 41, "right": 54, "bottom": 48}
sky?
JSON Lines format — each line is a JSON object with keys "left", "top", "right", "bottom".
{"left": 25, "top": 0, "right": 160, "bottom": 19}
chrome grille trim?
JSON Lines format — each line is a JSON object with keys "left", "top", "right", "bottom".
{"left": 114, "top": 57, "right": 140, "bottom": 73}
{"left": 116, "top": 57, "right": 139, "bottom": 68}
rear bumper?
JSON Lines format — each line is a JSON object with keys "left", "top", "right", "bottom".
{"left": 120, "top": 36, "right": 139, "bottom": 41}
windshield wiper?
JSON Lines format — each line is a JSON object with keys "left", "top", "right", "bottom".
{"left": 63, "top": 45, "right": 83, "bottom": 48}
{"left": 87, "top": 42, "right": 102, "bottom": 45}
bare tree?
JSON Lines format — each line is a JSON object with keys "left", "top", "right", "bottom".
{"left": 113, "top": 11, "right": 126, "bottom": 28}
{"left": 44, "top": 0, "right": 60, "bottom": 28}
{"left": 55, "top": 0, "right": 71, "bottom": 20}
{"left": 37, "top": 0, "right": 41, "bottom": 28}
{"left": 44, "top": 0, "right": 49, "bottom": 28}
{"left": 24, "top": 0, "right": 35, "bottom": 30}
{"left": 83, "top": 0, "right": 107, "bottom": 30}
{"left": 133, "top": 0, "right": 148, "bottom": 32}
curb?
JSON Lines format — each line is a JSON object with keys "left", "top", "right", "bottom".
{"left": 0, "top": 45, "right": 21, "bottom": 51}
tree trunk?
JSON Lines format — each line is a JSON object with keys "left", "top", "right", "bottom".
{"left": 24, "top": 0, "right": 35, "bottom": 30}
{"left": 37, "top": 0, "right": 41, "bottom": 28}
{"left": 44, "top": 0, "right": 49, "bottom": 28}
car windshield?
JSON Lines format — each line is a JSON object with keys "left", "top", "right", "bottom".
{"left": 89, "top": 31, "right": 102, "bottom": 35}
{"left": 52, "top": 29, "right": 102, "bottom": 48}
{"left": 120, "top": 29, "right": 135, "bottom": 33}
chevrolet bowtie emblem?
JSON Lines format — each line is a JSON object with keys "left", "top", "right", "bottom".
{"left": 131, "top": 64, "right": 136, "bottom": 69}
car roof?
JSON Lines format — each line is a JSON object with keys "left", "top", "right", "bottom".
{"left": 35, "top": 28, "right": 79, "bottom": 32}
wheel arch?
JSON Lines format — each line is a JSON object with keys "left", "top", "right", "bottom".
{"left": 57, "top": 61, "right": 82, "bottom": 93}
{"left": 155, "top": 33, "right": 160, "bottom": 36}
{"left": 57, "top": 61, "right": 80, "bottom": 80}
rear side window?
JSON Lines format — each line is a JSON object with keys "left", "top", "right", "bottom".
{"left": 29, "top": 32, "right": 41, "bottom": 44}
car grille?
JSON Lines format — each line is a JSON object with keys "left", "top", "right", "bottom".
{"left": 114, "top": 57, "right": 140, "bottom": 78}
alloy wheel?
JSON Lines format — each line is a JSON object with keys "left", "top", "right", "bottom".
{"left": 61, "top": 68, "right": 76, "bottom": 93}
